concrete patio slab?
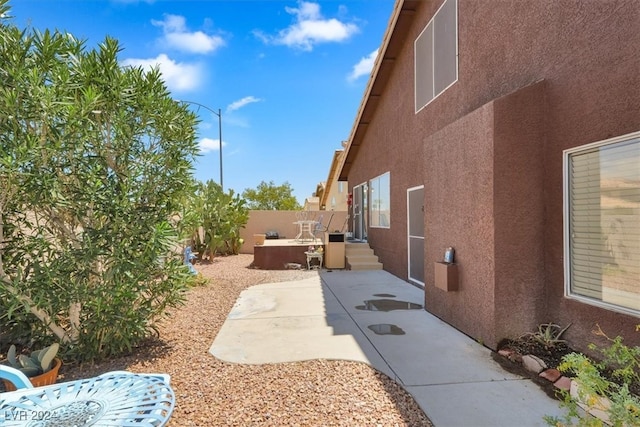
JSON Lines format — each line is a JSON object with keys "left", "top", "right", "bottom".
{"left": 210, "top": 269, "right": 567, "bottom": 426}
{"left": 210, "top": 277, "right": 395, "bottom": 376}
{"left": 348, "top": 310, "right": 520, "bottom": 386}
{"left": 226, "top": 277, "right": 343, "bottom": 319}
{"left": 211, "top": 314, "right": 369, "bottom": 365}
{"left": 406, "top": 380, "right": 565, "bottom": 427}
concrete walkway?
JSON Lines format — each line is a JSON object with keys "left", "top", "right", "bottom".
{"left": 210, "top": 270, "right": 566, "bottom": 426}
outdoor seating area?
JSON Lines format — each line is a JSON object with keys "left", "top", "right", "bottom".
{"left": 250, "top": 211, "right": 343, "bottom": 270}
{"left": 252, "top": 237, "right": 324, "bottom": 270}
{"left": 293, "top": 211, "right": 318, "bottom": 243}
{"left": 292, "top": 210, "right": 335, "bottom": 243}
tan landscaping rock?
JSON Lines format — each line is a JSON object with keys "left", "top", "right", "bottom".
{"left": 498, "top": 348, "right": 514, "bottom": 358}
{"left": 58, "top": 254, "right": 432, "bottom": 426}
{"left": 570, "top": 380, "right": 612, "bottom": 425}
{"left": 522, "top": 354, "right": 547, "bottom": 373}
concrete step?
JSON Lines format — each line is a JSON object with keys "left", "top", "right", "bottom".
{"left": 346, "top": 247, "right": 375, "bottom": 256}
{"left": 345, "top": 242, "right": 383, "bottom": 270}
{"left": 348, "top": 260, "right": 384, "bottom": 270}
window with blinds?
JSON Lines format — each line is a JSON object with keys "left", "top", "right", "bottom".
{"left": 415, "top": 0, "right": 458, "bottom": 113}
{"left": 565, "top": 132, "right": 640, "bottom": 316}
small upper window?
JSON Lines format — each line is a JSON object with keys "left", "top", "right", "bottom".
{"left": 564, "top": 131, "right": 640, "bottom": 316}
{"left": 415, "top": 0, "right": 458, "bottom": 113}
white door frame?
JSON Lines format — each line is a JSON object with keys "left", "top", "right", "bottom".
{"left": 352, "top": 182, "right": 368, "bottom": 241}
{"left": 407, "top": 185, "right": 425, "bottom": 287}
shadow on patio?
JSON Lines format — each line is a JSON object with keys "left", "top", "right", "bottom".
{"left": 210, "top": 268, "right": 566, "bottom": 426}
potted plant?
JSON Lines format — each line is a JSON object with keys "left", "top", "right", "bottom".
{"left": 2, "top": 343, "right": 61, "bottom": 390}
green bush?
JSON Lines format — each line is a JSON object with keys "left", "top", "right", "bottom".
{"left": 186, "top": 180, "right": 248, "bottom": 259}
{"left": 545, "top": 325, "right": 640, "bottom": 426}
{"left": 0, "top": 1, "right": 199, "bottom": 362}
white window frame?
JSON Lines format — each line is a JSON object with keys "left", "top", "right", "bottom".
{"left": 563, "top": 130, "right": 640, "bottom": 317}
{"left": 414, "top": 0, "right": 458, "bottom": 113}
{"left": 369, "top": 172, "right": 390, "bottom": 229}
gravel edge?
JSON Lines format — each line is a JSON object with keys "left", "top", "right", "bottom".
{"left": 59, "top": 254, "right": 433, "bottom": 426}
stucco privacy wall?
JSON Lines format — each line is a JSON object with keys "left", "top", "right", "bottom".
{"left": 239, "top": 210, "right": 348, "bottom": 254}
{"left": 423, "top": 96, "right": 497, "bottom": 345}
{"left": 424, "top": 82, "right": 546, "bottom": 348}
{"left": 492, "top": 82, "right": 547, "bottom": 344}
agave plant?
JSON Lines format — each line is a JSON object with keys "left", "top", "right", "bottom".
{"left": 5, "top": 343, "right": 60, "bottom": 377}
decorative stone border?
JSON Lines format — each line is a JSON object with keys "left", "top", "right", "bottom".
{"left": 498, "top": 348, "right": 572, "bottom": 392}
{"left": 498, "top": 348, "right": 612, "bottom": 425}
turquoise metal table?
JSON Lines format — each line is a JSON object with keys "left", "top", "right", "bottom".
{"left": 0, "top": 366, "right": 175, "bottom": 426}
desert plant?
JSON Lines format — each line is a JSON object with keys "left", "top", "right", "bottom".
{"left": 5, "top": 343, "right": 59, "bottom": 377}
{"left": 545, "top": 325, "right": 640, "bottom": 426}
{"left": 525, "top": 322, "right": 572, "bottom": 349}
{"left": 186, "top": 180, "right": 249, "bottom": 259}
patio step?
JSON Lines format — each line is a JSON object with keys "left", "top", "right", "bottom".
{"left": 345, "top": 242, "right": 383, "bottom": 270}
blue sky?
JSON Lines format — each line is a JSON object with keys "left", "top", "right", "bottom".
{"left": 8, "top": 0, "right": 395, "bottom": 203}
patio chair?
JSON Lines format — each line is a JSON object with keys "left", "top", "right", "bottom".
{"left": 312, "top": 213, "right": 334, "bottom": 243}
{"left": 0, "top": 364, "right": 175, "bottom": 426}
{"left": 294, "top": 210, "right": 317, "bottom": 242}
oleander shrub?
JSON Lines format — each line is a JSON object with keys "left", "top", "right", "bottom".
{"left": 0, "top": 1, "right": 200, "bottom": 362}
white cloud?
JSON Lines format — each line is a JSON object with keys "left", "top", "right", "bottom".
{"left": 286, "top": 1, "right": 321, "bottom": 20}
{"left": 198, "top": 137, "right": 225, "bottom": 154}
{"left": 152, "top": 14, "right": 225, "bottom": 54}
{"left": 227, "top": 96, "right": 263, "bottom": 112}
{"left": 152, "top": 14, "right": 185, "bottom": 33}
{"left": 121, "top": 54, "right": 202, "bottom": 92}
{"left": 347, "top": 49, "right": 378, "bottom": 82}
{"left": 257, "top": 1, "right": 359, "bottom": 51}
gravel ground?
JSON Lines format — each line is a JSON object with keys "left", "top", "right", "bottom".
{"left": 59, "top": 254, "right": 432, "bottom": 426}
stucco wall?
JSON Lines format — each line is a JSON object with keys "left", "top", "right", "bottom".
{"left": 491, "top": 82, "right": 547, "bottom": 343}
{"left": 346, "top": 2, "right": 425, "bottom": 277}
{"left": 345, "top": 0, "right": 640, "bottom": 351}
{"left": 424, "top": 98, "right": 497, "bottom": 344}
{"left": 239, "top": 210, "right": 348, "bottom": 254}
{"left": 424, "top": 82, "right": 547, "bottom": 348}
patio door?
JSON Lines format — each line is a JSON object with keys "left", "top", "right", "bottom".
{"left": 407, "top": 186, "right": 425, "bottom": 287}
{"left": 352, "top": 183, "right": 368, "bottom": 241}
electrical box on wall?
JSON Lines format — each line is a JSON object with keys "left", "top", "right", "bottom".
{"left": 434, "top": 261, "right": 458, "bottom": 291}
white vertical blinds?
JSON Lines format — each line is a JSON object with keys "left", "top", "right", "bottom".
{"left": 567, "top": 135, "right": 640, "bottom": 313}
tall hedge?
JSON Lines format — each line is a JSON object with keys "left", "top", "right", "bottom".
{"left": 0, "top": 1, "right": 200, "bottom": 361}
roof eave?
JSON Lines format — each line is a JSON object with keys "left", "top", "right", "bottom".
{"left": 337, "top": 0, "right": 421, "bottom": 182}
